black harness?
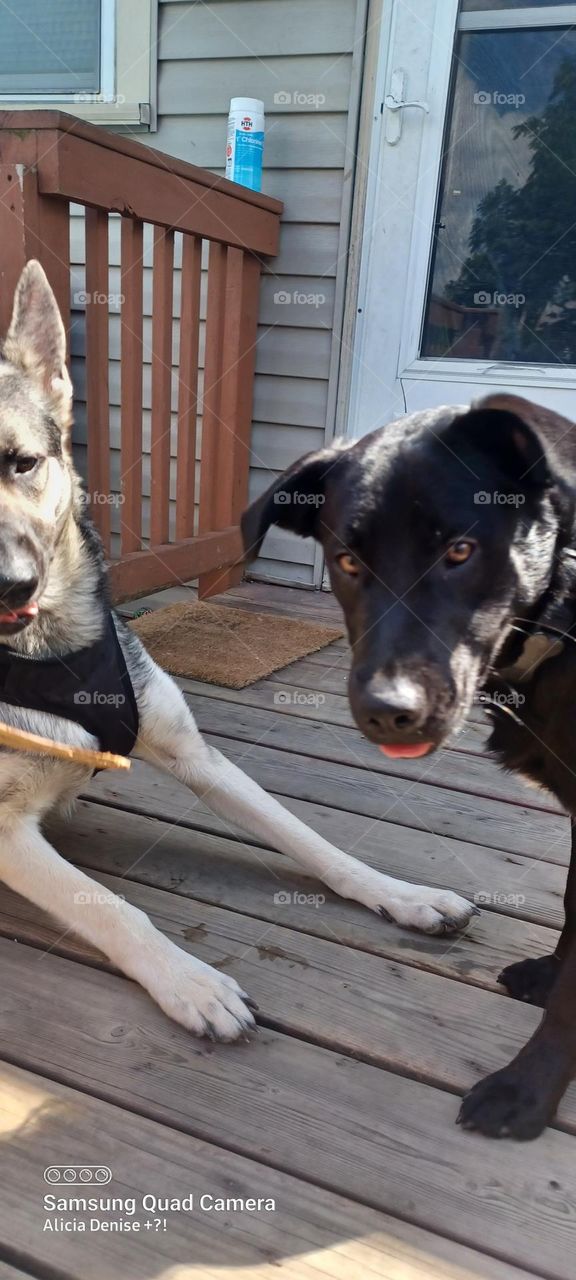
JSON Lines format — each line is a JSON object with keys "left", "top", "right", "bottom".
{"left": 0, "top": 611, "right": 139, "bottom": 757}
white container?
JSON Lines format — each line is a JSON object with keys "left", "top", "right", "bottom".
{"left": 226, "top": 97, "right": 265, "bottom": 192}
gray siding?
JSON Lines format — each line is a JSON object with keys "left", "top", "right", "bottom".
{"left": 71, "top": 0, "right": 363, "bottom": 584}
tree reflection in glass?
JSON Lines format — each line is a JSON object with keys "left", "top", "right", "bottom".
{"left": 421, "top": 28, "right": 576, "bottom": 364}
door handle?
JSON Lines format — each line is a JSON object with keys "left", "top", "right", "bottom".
{"left": 384, "top": 70, "right": 430, "bottom": 145}
{"left": 384, "top": 96, "right": 430, "bottom": 113}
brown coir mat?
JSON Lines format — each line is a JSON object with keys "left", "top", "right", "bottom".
{"left": 130, "top": 601, "right": 344, "bottom": 689}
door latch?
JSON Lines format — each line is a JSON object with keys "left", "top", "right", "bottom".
{"left": 384, "top": 70, "right": 430, "bottom": 145}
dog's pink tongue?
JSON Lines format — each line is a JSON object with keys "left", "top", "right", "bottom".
{"left": 0, "top": 601, "right": 38, "bottom": 624}
{"left": 379, "top": 742, "right": 433, "bottom": 759}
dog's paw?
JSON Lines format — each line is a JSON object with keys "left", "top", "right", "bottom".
{"left": 499, "top": 954, "right": 560, "bottom": 1007}
{"left": 457, "top": 1067, "right": 552, "bottom": 1140}
{"left": 385, "top": 886, "right": 480, "bottom": 935}
{"left": 337, "top": 865, "right": 478, "bottom": 934}
{"left": 142, "top": 952, "right": 257, "bottom": 1041}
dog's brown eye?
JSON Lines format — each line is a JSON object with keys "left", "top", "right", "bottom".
{"left": 445, "top": 539, "right": 476, "bottom": 566}
{"left": 15, "top": 456, "right": 39, "bottom": 475}
{"left": 336, "top": 552, "right": 360, "bottom": 576}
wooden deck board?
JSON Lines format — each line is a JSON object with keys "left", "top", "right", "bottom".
{"left": 0, "top": 1061, "right": 539, "bottom": 1280}
{"left": 204, "top": 735, "right": 568, "bottom": 859}
{"left": 174, "top": 667, "right": 486, "bottom": 737}
{"left": 87, "top": 737, "right": 568, "bottom": 864}
{"left": 184, "top": 690, "right": 563, "bottom": 813}
{"left": 0, "top": 870, "right": 563, "bottom": 1110}
{"left": 1, "top": 580, "right": 573, "bottom": 1278}
{"left": 263, "top": 657, "right": 492, "bottom": 728}
{"left": 174, "top": 671, "right": 495, "bottom": 754}
{"left": 44, "top": 801, "right": 560, "bottom": 979}
{"left": 87, "top": 760, "right": 569, "bottom": 921}
{"left": 1, "top": 940, "right": 576, "bottom": 1278}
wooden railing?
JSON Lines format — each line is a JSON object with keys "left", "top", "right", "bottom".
{"left": 0, "top": 111, "right": 283, "bottom": 600}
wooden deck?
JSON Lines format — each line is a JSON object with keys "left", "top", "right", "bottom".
{"left": 0, "top": 581, "right": 574, "bottom": 1279}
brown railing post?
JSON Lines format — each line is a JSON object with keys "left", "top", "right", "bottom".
{"left": 150, "top": 226, "right": 174, "bottom": 548}
{"left": 0, "top": 128, "right": 70, "bottom": 345}
{"left": 85, "top": 207, "right": 110, "bottom": 551}
{"left": 0, "top": 163, "right": 27, "bottom": 335}
{"left": 175, "top": 234, "right": 202, "bottom": 540}
{"left": 198, "top": 246, "right": 262, "bottom": 599}
{"left": 197, "top": 242, "right": 227, "bottom": 553}
{"left": 120, "top": 217, "right": 144, "bottom": 555}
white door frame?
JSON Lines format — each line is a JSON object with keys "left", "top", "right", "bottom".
{"left": 346, "top": 0, "right": 459, "bottom": 436}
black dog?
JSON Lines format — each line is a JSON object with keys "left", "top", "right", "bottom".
{"left": 242, "top": 393, "right": 576, "bottom": 1140}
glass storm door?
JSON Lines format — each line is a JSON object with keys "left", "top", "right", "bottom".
{"left": 348, "top": 0, "right": 576, "bottom": 436}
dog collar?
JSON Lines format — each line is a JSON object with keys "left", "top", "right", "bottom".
{"left": 496, "top": 545, "right": 576, "bottom": 683}
{"left": 497, "top": 631, "right": 564, "bottom": 684}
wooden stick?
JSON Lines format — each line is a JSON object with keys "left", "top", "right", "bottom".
{"left": 0, "top": 722, "right": 131, "bottom": 771}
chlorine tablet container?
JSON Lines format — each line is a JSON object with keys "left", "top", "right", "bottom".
{"left": 226, "top": 97, "right": 265, "bottom": 192}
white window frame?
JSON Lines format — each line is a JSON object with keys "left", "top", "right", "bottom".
{"left": 0, "top": 0, "right": 157, "bottom": 129}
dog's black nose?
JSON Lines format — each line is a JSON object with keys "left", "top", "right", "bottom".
{"left": 0, "top": 570, "right": 39, "bottom": 609}
{"left": 354, "top": 676, "right": 428, "bottom": 738}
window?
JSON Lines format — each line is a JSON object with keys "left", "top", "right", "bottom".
{"left": 421, "top": 2, "right": 576, "bottom": 363}
{"left": 0, "top": 0, "right": 156, "bottom": 127}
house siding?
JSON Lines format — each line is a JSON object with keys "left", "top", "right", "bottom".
{"left": 71, "top": 0, "right": 364, "bottom": 585}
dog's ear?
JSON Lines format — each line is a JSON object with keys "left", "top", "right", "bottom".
{"left": 241, "top": 447, "right": 341, "bottom": 563}
{"left": 3, "top": 260, "right": 72, "bottom": 428}
{"left": 442, "top": 396, "right": 551, "bottom": 489}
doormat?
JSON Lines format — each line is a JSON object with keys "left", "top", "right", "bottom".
{"left": 130, "top": 601, "right": 344, "bottom": 689}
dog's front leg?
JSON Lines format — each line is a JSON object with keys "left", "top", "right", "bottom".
{"left": 0, "top": 816, "right": 256, "bottom": 1040}
{"left": 137, "top": 669, "right": 477, "bottom": 935}
{"left": 459, "top": 825, "right": 576, "bottom": 1138}
{"left": 499, "top": 818, "right": 576, "bottom": 1007}
{"left": 458, "top": 933, "right": 576, "bottom": 1140}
